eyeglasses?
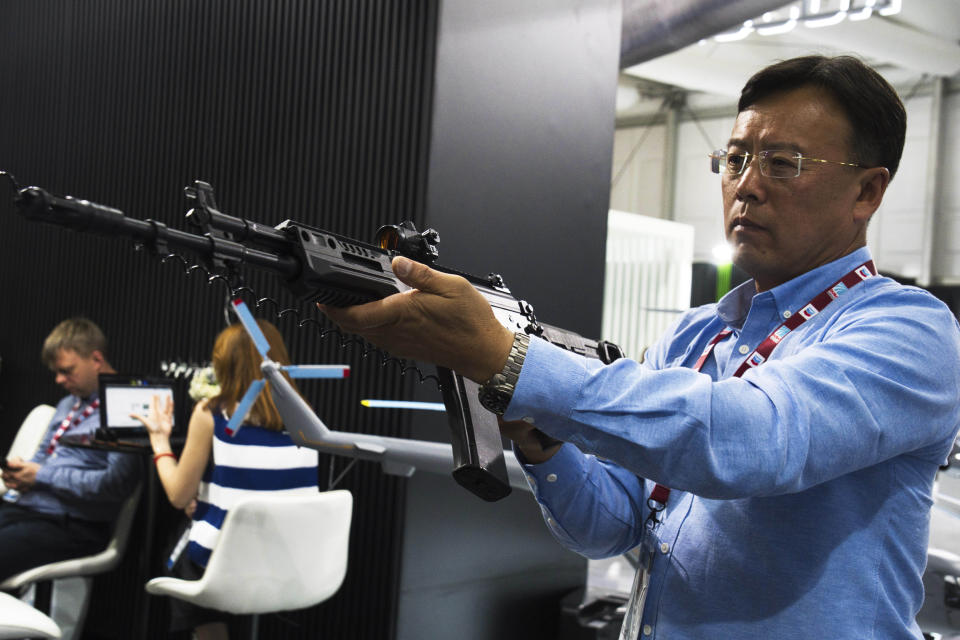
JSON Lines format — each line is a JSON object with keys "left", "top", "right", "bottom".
{"left": 709, "top": 149, "right": 862, "bottom": 179}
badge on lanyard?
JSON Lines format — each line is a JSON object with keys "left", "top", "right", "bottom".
{"left": 618, "top": 523, "right": 659, "bottom": 639}
{"left": 619, "top": 488, "right": 669, "bottom": 640}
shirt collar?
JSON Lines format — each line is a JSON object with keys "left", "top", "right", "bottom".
{"left": 716, "top": 247, "right": 874, "bottom": 330}
{"left": 75, "top": 391, "right": 100, "bottom": 405}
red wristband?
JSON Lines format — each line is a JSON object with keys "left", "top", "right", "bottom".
{"left": 153, "top": 452, "right": 176, "bottom": 465}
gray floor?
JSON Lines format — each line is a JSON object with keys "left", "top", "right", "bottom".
{"left": 932, "top": 473, "right": 960, "bottom": 550}
{"left": 921, "top": 471, "right": 960, "bottom": 638}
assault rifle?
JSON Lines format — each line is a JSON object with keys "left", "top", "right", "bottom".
{"left": 9, "top": 176, "right": 623, "bottom": 501}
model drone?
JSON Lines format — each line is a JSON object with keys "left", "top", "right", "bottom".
{"left": 227, "top": 298, "right": 351, "bottom": 436}
{"left": 229, "top": 299, "right": 528, "bottom": 490}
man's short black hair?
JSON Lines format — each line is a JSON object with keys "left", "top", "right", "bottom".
{"left": 738, "top": 55, "right": 906, "bottom": 180}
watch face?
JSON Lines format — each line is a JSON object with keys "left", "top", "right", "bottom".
{"left": 479, "top": 386, "right": 508, "bottom": 415}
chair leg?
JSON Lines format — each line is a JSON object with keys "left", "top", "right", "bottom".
{"left": 249, "top": 613, "right": 259, "bottom": 640}
{"left": 53, "top": 576, "right": 92, "bottom": 640}
{"left": 33, "top": 580, "right": 53, "bottom": 614}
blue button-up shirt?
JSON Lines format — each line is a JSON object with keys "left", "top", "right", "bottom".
{"left": 14, "top": 393, "right": 141, "bottom": 522}
{"left": 505, "top": 247, "right": 960, "bottom": 639}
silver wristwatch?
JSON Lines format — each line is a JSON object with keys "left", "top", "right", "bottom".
{"left": 478, "top": 332, "right": 530, "bottom": 415}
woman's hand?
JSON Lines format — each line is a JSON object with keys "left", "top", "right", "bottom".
{"left": 130, "top": 394, "right": 175, "bottom": 446}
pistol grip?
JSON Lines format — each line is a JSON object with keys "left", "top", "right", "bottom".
{"left": 437, "top": 367, "right": 512, "bottom": 501}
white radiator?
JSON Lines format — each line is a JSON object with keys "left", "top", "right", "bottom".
{"left": 601, "top": 210, "right": 694, "bottom": 361}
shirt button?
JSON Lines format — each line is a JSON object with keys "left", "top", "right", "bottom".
{"left": 546, "top": 473, "right": 558, "bottom": 483}
{"left": 522, "top": 416, "right": 536, "bottom": 424}
{"left": 547, "top": 517, "right": 556, "bottom": 527}
{"left": 782, "top": 310, "right": 792, "bottom": 318}
{"left": 738, "top": 345, "right": 750, "bottom": 354}
{"left": 660, "top": 542, "right": 670, "bottom": 554}
{"left": 643, "top": 624, "right": 653, "bottom": 636}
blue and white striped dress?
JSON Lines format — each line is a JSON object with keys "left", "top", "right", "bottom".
{"left": 187, "top": 411, "right": 319, "bottom": 567}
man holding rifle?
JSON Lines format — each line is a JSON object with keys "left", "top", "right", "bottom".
{"left": 321, "top": 55, "right": 960, "bottom": 638}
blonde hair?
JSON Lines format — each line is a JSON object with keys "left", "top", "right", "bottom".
{"left": 209, "top": 320, "right": 297, "bottom": 432}
{"left": 42, "top": 317, "right": 108, "bottom": 367}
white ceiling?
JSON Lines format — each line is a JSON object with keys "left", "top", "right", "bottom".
{"left": 618, "top": 0, "right": 960, "bottom": 114}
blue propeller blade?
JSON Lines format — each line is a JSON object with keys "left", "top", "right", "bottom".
{"left": 231, "top": 299, "right": 271, "bottom": 358}
{"left": 225, "top": 379, "right": 266, "bottom": 436}
{"left": 360, "top": 400, "right": 446, "bottom": 412}
{"left": 282, "top": 365, "right": 351, "bottom": 379}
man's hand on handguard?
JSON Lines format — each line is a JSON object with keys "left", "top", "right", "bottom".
{"left": 318, "top": 256, "right": 515, "bottom": 384}
{"left": 320, "top": 256, "right": 564, "bottom": 465}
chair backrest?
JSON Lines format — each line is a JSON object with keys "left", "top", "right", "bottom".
{"left": 189, "top": 490, "right": 353, "bottom": 614}
{"left": 2, "top": 404, "right": 55, "bottom": 493}
{"left": 0, "top": 482, "right": 142, "bottom": 589}
{"left": 7, "top": 404, "right": 56, "bottom": 460}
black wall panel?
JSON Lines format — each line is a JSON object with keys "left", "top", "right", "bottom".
{"left": 394, "top": 2, "right": 622, "bottom": 638}
{"left": 0, "top": 1, "right": 438, "bottom": 638}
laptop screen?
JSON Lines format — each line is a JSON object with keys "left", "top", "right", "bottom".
{"left": 99, "top": 374, "right": 184, "bottom": 436}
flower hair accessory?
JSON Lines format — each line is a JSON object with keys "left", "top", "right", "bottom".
{"left": 188, "top": 366, "right": 221, "bottom": 401}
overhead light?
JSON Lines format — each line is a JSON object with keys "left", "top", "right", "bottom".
{"left": 848, "top": 0, "right": 875, "bottom": 21}
{"left": 877, "top": 0, "right": 900, "bottom": 16}
{"left": 714, "top": 19, "right": 755, "bottom": 43}
{"left": 712, "top": 244, "right": 733, "bottom": 265}
{"left": 805, "top": 0, "right": 850, "bottom": 28}
{"left": 712, "top": 0, "right": 900, "bottom": 41}
{"left": 756, "top": 6, "right": 801, "bottom": 36}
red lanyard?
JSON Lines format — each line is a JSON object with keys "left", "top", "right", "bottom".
{"left": 647, "top": 261, "right": 877, "bottom": 514}
{"left": 47, "top": 398, "right": 100, "bottom": 454}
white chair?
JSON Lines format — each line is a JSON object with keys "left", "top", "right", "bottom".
{"left": 0, "top": 483, "right": 142, "bottom": 638}
{"left": 145, "top": 490, "right": 352, "bottom": 636}
{"left": 1, "top": 404, "right": 55, "bottom": 492}
{"left": 0, "top": 591, "right": 61, "bottom": 639}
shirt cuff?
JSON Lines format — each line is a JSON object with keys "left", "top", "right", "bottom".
{"left": 516, "top": 441, "right": 583, "bottom": 489}
{"left": 503, "top": 334, "right": 600, "bottom": 434}
{"left": 514, "top": 441, "right": 593, "bottom": 548}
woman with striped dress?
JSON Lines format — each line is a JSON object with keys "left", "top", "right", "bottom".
{"left": 133, "top": 319, "right": 319, "bottom": 640}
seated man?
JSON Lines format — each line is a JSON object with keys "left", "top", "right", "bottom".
{"left": 0, "top": 317, "right": 141, "bottom": 582}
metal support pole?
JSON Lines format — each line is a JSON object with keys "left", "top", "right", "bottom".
{"left": 918, "top": 76, "right": 945, "bottom": 287}
{"left": 661, "top": 92, "right": 684, "bottom": 221}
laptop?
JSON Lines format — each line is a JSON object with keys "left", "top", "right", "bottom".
{"left": 95, "top": 374, "right": 187, "bottom": 449}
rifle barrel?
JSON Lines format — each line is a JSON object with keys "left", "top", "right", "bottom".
{"left": 16, "top": 187, "right": 300, "bottom": 279}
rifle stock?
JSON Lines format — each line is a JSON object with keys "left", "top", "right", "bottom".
{"left": 11, "top": 179, "right": 622, "bottom": 501}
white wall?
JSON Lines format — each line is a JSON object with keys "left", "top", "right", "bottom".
{"left": 937, "top": 92, "right": 960, "bottom": 280}
{"left": 873, "top": 92, "right": 932, "bottom": 279}
{"left": 610, "top": 125, "right": 666, "bottom": 218}
{"left": 613, "top": 85, "right": 960, "bottom": 282}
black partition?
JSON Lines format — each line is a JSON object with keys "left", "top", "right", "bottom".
{"left": 394, "top": 1, "right": 622, "bottom": 639}
{"left": 0, "top": 1, "right": 621, "bottom": 638}
{"left": 0, "top": 2, "right": 436, "bottom": 637}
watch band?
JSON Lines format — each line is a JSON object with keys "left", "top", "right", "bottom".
{"left": 478, "top": 331, "right": 530, "bottom": 415}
